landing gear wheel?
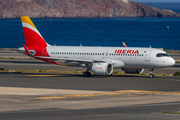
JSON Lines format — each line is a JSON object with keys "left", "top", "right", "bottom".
{"left": 149, "top": 74, "right": 155, "bottom": 78}
{"left": 149, "top": 69, "right": 155, "bottom": 78}
{"left": 83, "top": 72, "right": 91, "bottom": 77}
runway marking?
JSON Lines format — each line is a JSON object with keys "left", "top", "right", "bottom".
{"left": 23, "top": 90, "right": 180, "bottom": 102}
{"left": 0, "top": 87, "right": 107, "bottom": 95}
{"left": 25, "top": 75, "right": 61, "bottom": 77}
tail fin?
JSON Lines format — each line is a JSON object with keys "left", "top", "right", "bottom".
{"left": 123, "top": 42, "right": 127, "bottom": 47}
{"left": 21, "top": 16, "right": 49, "bottom": 48}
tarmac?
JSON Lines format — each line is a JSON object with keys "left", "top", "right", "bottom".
{"left": 1, "top": 73, "right": 180, "bottom": 119}
{"left": 1, "top": 51, "right": 180, "bottom": 119}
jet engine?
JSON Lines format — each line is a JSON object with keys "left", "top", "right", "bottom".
{"left": 123, "top": 68, "right": 144, "bottom": 74}
{"left": 91, "top": 63, "right": 113, "bottom": 75}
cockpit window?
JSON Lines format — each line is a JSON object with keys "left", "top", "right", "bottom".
{"left": 156, "top": 53, "right": 169, "bottom": 57}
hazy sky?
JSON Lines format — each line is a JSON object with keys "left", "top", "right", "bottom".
{"left": 131, "top": 0, "right": 180, "bottom": 2}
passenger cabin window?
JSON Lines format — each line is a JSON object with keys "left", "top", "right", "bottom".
{"left": 156, "top": 53, "right": 169, "bottom": 57}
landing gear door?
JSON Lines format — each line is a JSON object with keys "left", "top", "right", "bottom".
{"left": 145, "top": 51, "right": 151, "bottom": 61}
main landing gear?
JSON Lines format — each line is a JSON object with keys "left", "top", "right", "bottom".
{"left": 149, "top": 69, "right": 155, "bottom": 78}
{"left": 83, "top": 72, "right": 91, "bottom": 77}
{"left": 83, "top": 68, "right": 91, "bottom": 77}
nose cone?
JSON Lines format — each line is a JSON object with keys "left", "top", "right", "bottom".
{"left": 167, "top": 57, "right": 175, "bottom": 66}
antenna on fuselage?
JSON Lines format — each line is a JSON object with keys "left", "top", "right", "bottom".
{"left": 80, "top": 44, "right": 82, "bottom": 47}
{"left": 149, "top": 45, "right": 151, "bottom": 48}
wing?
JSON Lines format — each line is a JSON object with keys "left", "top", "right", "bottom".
{"left": 35, "top": 56, "right": 108, "bottom": 64}
{"left": 35, "top": 56, "right": 94, "bottom": 63}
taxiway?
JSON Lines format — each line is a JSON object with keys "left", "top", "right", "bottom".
{"left": 0, "top": 73, "right": 180, "bottom": 119}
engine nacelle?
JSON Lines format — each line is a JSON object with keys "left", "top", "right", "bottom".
{"left": 123, "top": 68, "right": 144, "bottom": 74}
{"left": 91, "top": 63, "right": 113, "bottom": 75}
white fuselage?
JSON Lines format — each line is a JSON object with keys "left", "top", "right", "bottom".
{"left": 46, "top": 46, "right": 175, "bottom": 69}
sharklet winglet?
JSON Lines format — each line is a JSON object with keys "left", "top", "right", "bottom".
{"left": 123, "top": 42, "right": 127, "bottom": 47}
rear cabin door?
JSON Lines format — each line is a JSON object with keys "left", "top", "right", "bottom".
{"left": 42, "top": 48, "right": 49, "bottom": 56}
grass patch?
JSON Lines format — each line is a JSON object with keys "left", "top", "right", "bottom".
{"left": 165, "top": 50, "right": 180, "bottom": 54}
{"left": 176, "top": 61, "right": 180, "bottom": 63}
{"left": 0, "top": 57, "right": 6, "bottom": 59}
{"left": 140, "top": 73, "right": 146, "bottom": 76}
{"left": 3, "top": 69, "right": 86, "bottom": 74}
{"left": 162, "top": 110, "right": 180, "bottom": 115}
{"left": 0, "top": 69, "right": 176, "bottom": 77}
{"left": 163, "top": 74, "right": 167, "bottom": 76}
{"left": 112, "top": 71, "right": 124, "bottom": 75}
{"left": 113, "top": 71, "right": 119, "bottom": 75}
{"left": 0, "top": 48, "right": 17, "bottom": 51}
{"left": 173, "top": 71, "right": 180, "bottom": 76}
{"left": 75, "top": 70, "right": 83, "bottom": 73}
{"left": 0, "top": 57, "right": 36, "bottom": 60}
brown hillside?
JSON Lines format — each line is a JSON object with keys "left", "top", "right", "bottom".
{"left": 0, "top": 0, "right": 179, "bottom": 18}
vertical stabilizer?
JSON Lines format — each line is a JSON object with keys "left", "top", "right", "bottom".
{"left": 21, "top": 16, "right": 49, "bottom": 48}
{"left": 123, "top": 42, "right": 127, "bottom": 47}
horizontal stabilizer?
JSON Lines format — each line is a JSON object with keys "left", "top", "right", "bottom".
{"left": 22, "top": 44, "right": 31, "bottom": 55}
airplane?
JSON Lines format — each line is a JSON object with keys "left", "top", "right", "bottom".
{"left": 18, "top": 16, "right": 175, "bottom": 78}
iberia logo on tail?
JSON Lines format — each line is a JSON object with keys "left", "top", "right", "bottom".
{"left": 21, "top": 16, "right": 49, "bottom": 57}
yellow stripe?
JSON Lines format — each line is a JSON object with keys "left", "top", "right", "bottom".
{"left": 22, "top": 90, "right": 180, "bottom": 102}
{"left": 115, "top": 90, "right": 180, "bottom": 95}
{"left": 21, "top": 16, "right": 37, "bottom": 30}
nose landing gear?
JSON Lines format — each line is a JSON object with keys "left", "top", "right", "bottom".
{"left": 149, "top": 69, "right": 155, "bottom": 78}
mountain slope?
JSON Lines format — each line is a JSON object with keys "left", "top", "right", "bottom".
{"left": 0, "top": 0, "right": 179, "bottom": 18}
